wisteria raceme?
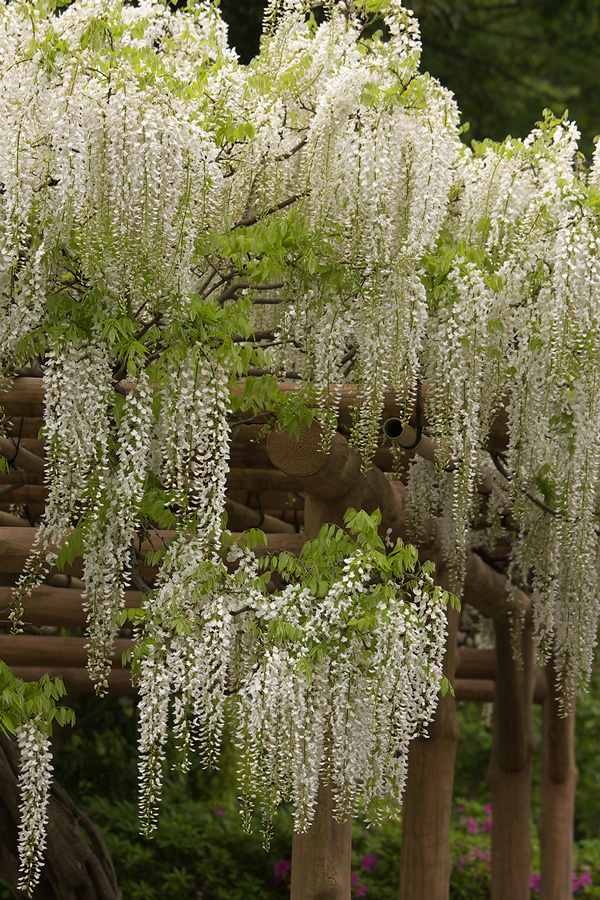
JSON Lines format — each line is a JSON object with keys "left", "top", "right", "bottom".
{"left": 11, "top": 345, "right": 112, "bottom": 625}
{"left": 15, "top": 719, "right": 53, "bottom": 896}
{"left": 5, "top": 0, "right": 600, "bottom": 882}
{"left": 135, "top": 527, "right": 449, "bottom": 839}
{"left": 82, "top": 374, "right": 154, "bottom": 691}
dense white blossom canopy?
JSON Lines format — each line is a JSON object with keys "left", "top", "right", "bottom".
{"left": 2, "top": 0, "right": 600, "bottom": 889}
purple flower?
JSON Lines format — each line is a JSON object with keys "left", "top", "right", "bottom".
{"left": 483, "top": 803, "right": 492, "bottom": 815}
{"left": 361, "top": 854, "right": 378, "bottom": 872}
{"left": 267, "top": 859, "right": 292, "bottom": 890}
{"left": 530, "top": 872, "right": 541, "bottom": 894}
{"left": 351, "top": 873, "right": 360, "bottom": 887}
{"left": 214, "top": 805, "right": 225, "bottom": 817}
{"left": 481, "top": 818, "right": 492, "bottom": 832}
{"left": 456, "top": 854, "right": 466, "bottom": 871}
{"left": 273, "top": 860, "right": 291, "bottom": 879}
{"left": 573, "top": 867, "right": 593, "bottom": 891}
{"left": 355, "top": 885, "right": 368, "bottom": 899}
{"left": 467, "top": 817, "right": 479, "bottom": 834}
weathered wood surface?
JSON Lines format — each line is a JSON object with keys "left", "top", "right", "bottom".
{"left": 0, "top": 528, "right": 306, "bottom": 574}
{"left": 0, "top": 377, "right": 510, "bottom": 452}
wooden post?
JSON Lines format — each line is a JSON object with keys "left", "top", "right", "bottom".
{"left": 399, "top": 593, "right": 460, "bottom": 900}
{"left": 488, "top": 617, "right": 536, "bottom": 900}
{"left": 268, "top": 424, "right": 362, "bottom": 900}
{"left": 538, "top": 659, "right": 577, "bottom": 900}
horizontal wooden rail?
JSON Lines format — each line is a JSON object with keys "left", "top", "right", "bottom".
{"left": 3, "top": 670, "right": 547, "bottom": 702}
{"left": 0, "top": 633, "right": 539, "bottom": 688}
{"left": 9, "top": 666, "right": 134, "bottom": 694}
{"left": 0, "top": 528, "right": 307, "bottom": 574}
{"left": 0, "top": 635, "right": 133, "bottom": 668}
{"left": 0, "top": 586, "right": 143, "bottom": 627}
{"left": 0, "top": 378, "right": 510, "bottom": 454}
{"left": 454, "top": 677, "right": 547, "bottom": 704}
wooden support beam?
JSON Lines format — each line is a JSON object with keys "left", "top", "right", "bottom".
{"left": 0, "top": 586, "right": 142, "bottom": 627}
{"left": 0, "top": 436, "right": 45, "bottom": 476}
{"left": 227, "top": 489, "right": 304, "bottom": 510}
{"left": 0, "top": 378, "right": 45, "bottom": 417}
{"left": 0, "top": 511, "right": 31, "bottom": 528}
{"left": 456, "top": 648, "right": 496, "bottom": 680}
{"left": 0, "top": 472, "right": 44, "bottom": 486}
{"left": 0, "top": 485, "right": 48, "bottom": 503}
{"left": 0, "top": 528, "right": 306, "bottom": 574}
{"left": 226, "top": 468, "right": 304, "bottom": 492}
{"left": 5, "top": 417, "right": 44, "bottom": 439}
{"left": 488, "top": 618, "right": 536, "bottom": 900}
{"left": 1, "top": 378, "right": 510, "bottom": 454}
{"left": 8, "top": 666, "right": 134, "bottom": 694}
{"left": 399, "top": 585, "right": 460, "bottom": 900}
{"left": 538, "top": 660, "right": 577, "bottom": 900}
{"left": 225, "top": 499, "right": 296, "bottom": 534}
{"left": 269, "top": 424, "right": 357, "bottom": 900}
{"left": 453, "top": 676, "right": 547, "bottom": 704}
{"left": 0, "top": 635, "right": 133, "bottom": 668}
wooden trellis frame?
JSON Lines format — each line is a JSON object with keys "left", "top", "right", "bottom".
{"left": 0, "top": 376, "right": 577, "bottom": 900}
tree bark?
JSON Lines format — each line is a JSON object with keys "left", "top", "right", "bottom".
{"left": 488, "top": 617, "right": 536, "bottom": 900}
{"left": 538, "top": 659, "right": 577, "bottom": 900}
{"left": 0, "top": 732, "right": 121, "bottom": 900}
{"left": 399, "top": 590, "right": 460, "bottom": 900}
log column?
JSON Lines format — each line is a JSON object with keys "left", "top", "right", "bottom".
{"left": 398, "top": 589, "right": 460, "bottom": 900}
{"left": 268, "top": 424, "right": 362, "bottom": 900}
{"left": 488, "top": 617, "right": 536, "bottom": 900}
{"left": 538, "top": 660, "right": 577, "bottom": 900}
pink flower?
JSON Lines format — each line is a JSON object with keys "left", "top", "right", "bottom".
{"left": 483, "top": 803, "right": 492, "bottom": 815}
{"left": 573, "top": 867, "right": 593, "bottom": 891}
{"left": 214, "top": 805, "right": 225, "bottom": 817}
{"left": 361, "top": 854, "right": 378, "bottom": 872}
{"left": 273, "top": 860, "right": 291, "bottom": 879}
{"left": 267, "top": 859, "right": 292, "bottom": 890}
{"left": 351, "top": 873, "right": 360, "bottom": 887}
{"left": 355, "top": 886, "right": 368, "bottom": 899}
{"left": 481, "top": 818, "right": 492, "bottom": 832}
{"left": 467, "top": 817, "right": 479, "bottom": 834}
{"left": 530, "top": 872, "right": 541, "bottom": 893}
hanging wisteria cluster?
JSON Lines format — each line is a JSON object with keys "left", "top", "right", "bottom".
{"left": 14, "top": 718, "right": 53, "bottom": 895}
{"left": 133, "top": 510, "right": 451, "bottom": 839}
{"left": 1, "top": 0, "right": 600, "bottom": 890}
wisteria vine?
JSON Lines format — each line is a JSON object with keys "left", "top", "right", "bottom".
{"left": 0, "top": 0, "right": 600, "bottom": 891}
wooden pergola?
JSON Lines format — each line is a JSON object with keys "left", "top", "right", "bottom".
{"left": 0, "top": 376, "right": 577, "bottom": 900}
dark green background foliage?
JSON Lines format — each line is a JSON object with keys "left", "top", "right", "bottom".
{"left": 216, "top": 0, "right": 600, "bottom": 159}
{"left": 3, "top": 673, "right": 600, "bottom": 899}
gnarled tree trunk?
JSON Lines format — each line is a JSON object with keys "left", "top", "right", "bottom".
{"left": 0, "top": 732, "right": 121, "bottom": 900}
